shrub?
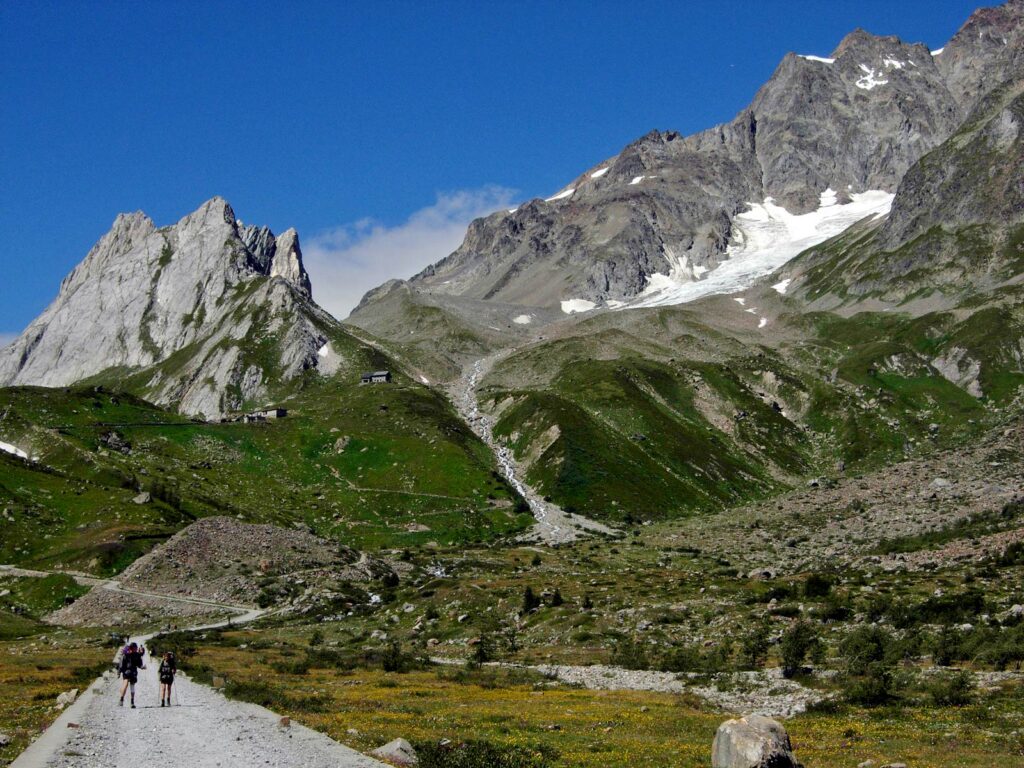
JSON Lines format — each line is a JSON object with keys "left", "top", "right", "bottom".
{"left": 660, "top": 642, "right": 732, "bottom": 674}
{"left": 892, "top": 590, "right": 986, "bottom": 628}
{"left": 839, "top": 626, "right": 893, "bottom": 676}
{"left": 271, "top": 657, "right": 311, "bottom": 675}
{"left": 864, "top": 592, "right": 894, "bottom": 623}
{"left": 381, "top": 640, "right": 407, "bottom": 673}
{"left": 926, "top": 670, "right": 974, "bottom": 706}
{"left": 929, "top": 626, "right": 964, "bottom": 667}
{"left": 521, "top": 587, "right": 541, "bottom": 614}
{"left": 780, "top": 620, "right": 819, "bottom": 677}
{"left": 610, "top": 638, "right": 650, "bottom": 670}
{"left": 817, "top": 596, "right": 853, "bottom": 623}
{"left": 997, "top": 541, "right": 1024, "bottom": 567}
{"left": 470, "top": 634, "right": 496, "bottom": 667}
{"left": 804, "top": 573, "right": 833, "bottom": 598}
{"left": 739, "top": 621, "right": 771, "bottom": 669}
{"left": 415, "top": 739, "right": 558, "bottom": 768}
{"left": 843, "top": 661, "right": 895, "bottom": 706}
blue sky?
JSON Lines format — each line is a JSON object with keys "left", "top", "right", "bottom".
{"left": 0, "top": 0, "right": 981, "bottom": 335}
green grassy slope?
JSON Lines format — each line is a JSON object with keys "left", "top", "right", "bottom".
{"left": 0, "top": 374, "right": 530, "bottom": 573}
{"left": 477, "top": 295, "right": 1021, "bottom": 523}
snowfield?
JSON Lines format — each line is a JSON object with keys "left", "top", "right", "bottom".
{"left": 0, "top": 440, "right": 30, "bottom": 460}
{"left": 625, "top": 189, "right": 893, "bottom": 309}
{"left": 561, "top": 299, "right": 597, "bottom": 314}
{"left": 546, "top": 187, "right": 575, "bottom": 202}
{"left": 772, "top": 278, "right": 792, "bottom": 295}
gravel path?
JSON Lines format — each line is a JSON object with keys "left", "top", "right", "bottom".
{"left": 12, "top": 614, "right": 384, "bottom": 768}
{"left": 34, "top": 656, "right": 384, "bottom": 768}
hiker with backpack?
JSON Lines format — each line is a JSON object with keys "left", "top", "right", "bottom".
{"left": 158, "top": 651, "right": 177, "bottom": 707}
{"left": 118, "top": 642, "right": 146, "bottom": 708}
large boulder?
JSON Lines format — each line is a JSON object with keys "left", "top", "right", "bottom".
{"left": 370, "top": 737, "right": 418, "bottom": 766}
{"left": 711, "top": 715, "right": 801, "bottom": 768}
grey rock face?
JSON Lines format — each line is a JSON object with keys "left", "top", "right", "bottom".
{"left": 711, "top": 715, "right": 801, "bottom": 768}
{"left": 935, "top": 0, "right": 1024, "bottom": 113}
{"left": 355, "top": 4, "right": 1023, "bottom": 316}
{"left": 785, "top": 75, "right": 1024, "bottom": 305}
{"left": 880, "top": 81, "right": 1024, "bottom": 249}
{"left": 0, "top": 197, "right": 324, "bottom": 418}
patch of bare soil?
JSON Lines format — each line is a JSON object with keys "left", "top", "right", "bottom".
{"left": 117, "top": 516, "right": 388, "bottom": 605}
{"left": 46, "top": 587, "right": 230, "bottom": 627}
{"left": 48, "top": 517, "right": 392, "bottom": 627}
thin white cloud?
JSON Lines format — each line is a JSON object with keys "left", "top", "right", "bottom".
{"left": 304, "top": 186, "right": 516, "bottom": 320}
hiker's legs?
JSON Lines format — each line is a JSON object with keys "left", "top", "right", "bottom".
{"left": 129, "top": 680, "right": 136, "bottom": 706}
{"left": 119, "top": 678, "right": 128, "bottom": 703}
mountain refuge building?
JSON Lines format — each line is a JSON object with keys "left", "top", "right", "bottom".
{"left": 361, "top": 371, "right": 392, "bottom": 385}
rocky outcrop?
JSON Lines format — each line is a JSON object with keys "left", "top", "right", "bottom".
{"left": 782, "top": 75, "right": 1024, "bottom": 305}
{"left": 934, "top": 0, "right": 1024, "bottom": 113}
{"left": 0, "top": 197, "right": 330, "bottom": 417}
{"left": 711, "top": 715, "right": 801, "bottom": 768}
{"left": 354, "top": 3, "right": 1024, "bottom": 318}
{"left": 115, "top": 516, "right": 390, "bottom": 605}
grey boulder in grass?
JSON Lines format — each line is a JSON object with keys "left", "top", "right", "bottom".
{"left": 711, "top": 714, "right": 801, "bottom": 768}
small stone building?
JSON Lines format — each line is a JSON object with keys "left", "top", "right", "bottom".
{"left": 360, "top": 371, "right": 392, "bottom": 384}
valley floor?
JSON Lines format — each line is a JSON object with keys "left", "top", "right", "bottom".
{"left": 21, "top": 659, "right": 384, "bottom": 768}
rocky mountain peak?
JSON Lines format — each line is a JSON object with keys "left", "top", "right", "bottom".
{"left": 353, "top": 5, "right": 1016, "bottom": 320}
{"left": 0, "top": 197, "right": 320, "bottom": 410}
{"left": 935, "top": 0, "right": 1024, "bottom": 112}
{"left": 271, "top": 228, "right": 312, "bottom": 299}
{"left": 830, "top": 28, "right": 904, "bottom": 58}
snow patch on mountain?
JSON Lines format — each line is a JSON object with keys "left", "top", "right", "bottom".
{"left": 546, "top": 188, "right": 576, "bottom": 202}
{"left": 799, "top": 55, "right": 835, "bottom": 64}
{"left": 0, "top": 440, "right": 31, "bottom": 460}
{"left": 315, "top": 341, "right": 342, "bottom": 376}
{"left": 561, "top": 299, "right": 597, "bottom": 314}
{"left": 626, "top": 189, "right": 894, "bottom": 310}
{"left": 513, "top": 314, "right": 533, "bottom": 324}
{"left": 590, "top": 167, "right": 610, "bottom": 179}
{"left": 856, "top": 64, "right": 889, "bottom": 90}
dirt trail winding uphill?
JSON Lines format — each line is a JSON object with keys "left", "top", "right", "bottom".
{"left": 450, "top": 354, "right": 617, "bottom": 545}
